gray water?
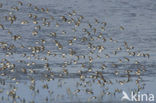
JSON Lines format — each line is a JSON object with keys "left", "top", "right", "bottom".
{"left": 0, "top": 0, "right": 156, "bottom": 103}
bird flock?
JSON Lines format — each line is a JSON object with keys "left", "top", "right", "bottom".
{"left": 0, "top": 1, "right": 150, "bottom": 103}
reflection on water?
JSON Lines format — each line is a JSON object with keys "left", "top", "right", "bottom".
{"left": 0, "top": 0, "right": 156, "bottom": 103}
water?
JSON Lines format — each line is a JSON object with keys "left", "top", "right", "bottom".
{"left": 0, "top": 0, "right": 156, "bottom": 103}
